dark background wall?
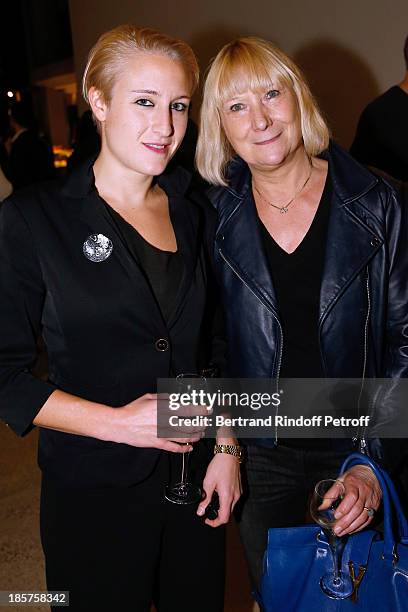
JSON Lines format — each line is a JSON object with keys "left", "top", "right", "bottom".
{"left": 68, "top": 0, "right": 408, "bottom": 148}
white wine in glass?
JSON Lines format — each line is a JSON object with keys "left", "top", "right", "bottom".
{"left": 164, "top": 373, "right": 205, "bottom": 505}
{"left": 310, "top": 479, "right": 353, "bottom": 599}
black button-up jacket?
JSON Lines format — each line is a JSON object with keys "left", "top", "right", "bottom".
{"left": 0, "top": 159, "right": 220, "bottom": 486}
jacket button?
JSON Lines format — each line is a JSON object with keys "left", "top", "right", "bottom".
{"left": 155, "top": 338, "right": 169, "bottom": 352}
{"left": 370, "top": 237, "right": 380, "bottom": 247}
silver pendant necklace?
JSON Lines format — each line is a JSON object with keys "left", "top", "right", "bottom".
{"left": 253, "top": 161, "right": 313, "bottom": 214}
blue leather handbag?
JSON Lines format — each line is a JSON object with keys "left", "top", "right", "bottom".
{"left": 256, "top": 453, "right": 408, "bottom": 611}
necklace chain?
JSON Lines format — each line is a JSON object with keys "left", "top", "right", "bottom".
{"left": 253, "top": 161, "right": 313, "bottom": 214}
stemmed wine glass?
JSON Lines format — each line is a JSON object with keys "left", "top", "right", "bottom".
{"left": 310, "top": 479, "right": 354, "bottom": 599}
{"left": 164, "top": 373, "right": 206, "bottom": 505}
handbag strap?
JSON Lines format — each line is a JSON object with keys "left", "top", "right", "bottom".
{"left": 379, "top": 468, "right": 408, "bottom": 543}
{"left": 340, "top": 453, "right": 399, "bottom": 561}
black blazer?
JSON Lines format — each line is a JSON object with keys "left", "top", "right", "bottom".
{"left": 0, "top": 159, "right": 220, "bottom": 487}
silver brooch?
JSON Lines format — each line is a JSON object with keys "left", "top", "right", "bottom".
{"left": 83, "top": 234, "right": 113, "bottom": 262}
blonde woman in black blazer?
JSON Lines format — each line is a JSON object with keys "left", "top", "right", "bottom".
{"left": 0, "top": 25, "right": 241, "bottom": 611}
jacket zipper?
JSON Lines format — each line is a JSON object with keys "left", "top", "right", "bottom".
{"left": 219, "top": 248, "right": 283, "bottom": 443}
{"left": 353, "top": 267, "right": 370, "bottom": 452}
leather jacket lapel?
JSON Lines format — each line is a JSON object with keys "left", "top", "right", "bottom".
{"left": 216, "top": 145, "right": 384, "bottom": 327}
{"left": 319, "top": 193, "right": 382, "bottom": 325}
{"left": 319, "top": 147, "right": 383, "bottom": 325}
{"left": 217, "top": 191, "right": 279, "bottom": 316}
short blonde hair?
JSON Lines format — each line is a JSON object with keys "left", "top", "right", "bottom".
{"left": 196, "top": 37, "right": 330, "bottom": 186}
{"left": 82, "top": 24, "right": 199, "bottom": 125}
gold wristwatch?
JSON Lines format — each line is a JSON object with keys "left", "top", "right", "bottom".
{"left": 214, "top": 444, "right": 243, "bottom": 463}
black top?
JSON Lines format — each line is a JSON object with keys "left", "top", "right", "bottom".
{"left": 101, "top": 201, "right": 184, "bottom": 325}
{"left": 350, "top": 86, "right": 408, "bottom": 181}
{"left": 259, "top": 173, "right": 332, "bottom": 449}
{"left": 260, "top": 173, "right": 332, "bottom": 378}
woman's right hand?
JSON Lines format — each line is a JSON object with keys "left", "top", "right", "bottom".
{"left": 111, "top": 393, "right": 207, "bottom": 452}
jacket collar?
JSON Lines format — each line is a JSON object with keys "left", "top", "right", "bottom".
{"left": 224, "top": 140, "right": 379, "bottom": 205}
{"left": 217, "top": 141, "right": 383, "bottom": 323}
{"left": 61, "top": 156, "right": 198, "bottom": 332}
{"left": 60, "top": 156, "right": 193, "bottom": 199}
{"left": 321, "top": 141, "right": 379, "bottom": 204}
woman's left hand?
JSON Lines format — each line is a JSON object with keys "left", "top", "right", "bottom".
{"left": 197, "top": 452, "right": 242, "bottom": 527}
{"left": 332, "top": 465, "right": 382, "bottom": 535}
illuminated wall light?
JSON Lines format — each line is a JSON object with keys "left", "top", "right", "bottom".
{"left": 7, "top": 91, "right": 14, "bottom": 98}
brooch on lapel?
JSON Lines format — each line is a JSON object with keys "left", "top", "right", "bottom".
{"left": 83, "top": 234, "right": 113, "bottom": 262}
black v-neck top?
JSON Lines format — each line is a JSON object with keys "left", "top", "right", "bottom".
{"left": 259, "top": 173, "right": 332, "bottom": 379}
{"left": 102, "top": 202, "right": 184, "bottom": 325}
{"left": 259, "top": 173, "right": 332, "bottom": 449}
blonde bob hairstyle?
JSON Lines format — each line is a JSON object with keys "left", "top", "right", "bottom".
{"left": 196, "top": 37, "right": 330, "bottom": 186}
{"left": 82, "top": 24, "right": 199, "bottom": 126}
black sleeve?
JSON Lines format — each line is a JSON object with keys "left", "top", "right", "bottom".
{"left": 366, "top": 182, "right": 408, "bottom": 471}
{"left": 189, "top": 179, "right": 228, "bottom": 377}
{"left": 0, "top": 199, "right": 55, "bottom": 435}
{"left": 350, "top": 108, "right": 377, "bottom": 166}
{"left": 203, "top": 280, "right": 227, "bottom": 378}
{"left": 204, "top": 205, "right": 227, "bottom": 377}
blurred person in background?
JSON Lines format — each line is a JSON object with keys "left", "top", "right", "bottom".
{"left": 67, "top": 109, "right": 101, "bottom": 171}
{"left": 6, "top": 100, "right": 54, "bottom": 189}
{"left": 350, "top": 35, "right": 408, "bottom": 181}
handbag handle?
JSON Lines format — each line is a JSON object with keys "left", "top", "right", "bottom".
{"left": 340, "top": 452, "right": 408, "bottom": 560}
{"left": 340, "top": 452, "right": 408, "bottom": 542}
{"left": 380, "top": 468, "right": 408, "bottom": 543}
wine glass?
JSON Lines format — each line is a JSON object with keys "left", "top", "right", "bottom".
{"left": 164, "top": 373, "right": 206, "bottom": 505}
{"left": 310, "top": 479, "right": 354, "bottom": 599}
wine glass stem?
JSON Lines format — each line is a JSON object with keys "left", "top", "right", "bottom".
{"left": 181, "top": 452, "right": 186, "bottom": 483}
{"left": 328, "top": 531, "right": 341, "bottom": 586}
{"left": 181, "top": 447, "right": 191, "bottom": 484}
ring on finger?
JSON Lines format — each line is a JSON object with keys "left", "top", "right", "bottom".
{"left": 363, "top": 506, "right": 375, "bottom": 518}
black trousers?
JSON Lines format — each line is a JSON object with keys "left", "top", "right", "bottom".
{"left": 40, "top": 449, "right": 225, "bottom": 612}
{"left": 237, "top": 443, "right": 351, "bottom": 590}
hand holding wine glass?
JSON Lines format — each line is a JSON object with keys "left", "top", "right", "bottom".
{"left": 165, "top": 373, "right": 208, "bottom": 505}
{"left": 329, "top": 466, "right": 381, "bottom": 536}
{"left": 310, "top": 479, "right": 354, "bottom": 599}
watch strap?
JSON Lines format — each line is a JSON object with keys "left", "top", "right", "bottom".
{"left": 214, "top": 443, "right": 243, "bottom": 463}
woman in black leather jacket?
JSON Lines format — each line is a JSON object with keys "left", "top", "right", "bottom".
{"left": 196, "top": 36, "right": 408, "bottom": 590}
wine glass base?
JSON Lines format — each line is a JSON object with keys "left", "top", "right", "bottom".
{"left": 320, "top": 572, "right": 354, "bottom": 600}
{"left": 164, "top": 483, "right": 202, "bottom": 505}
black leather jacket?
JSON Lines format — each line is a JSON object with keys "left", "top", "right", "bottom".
{"left": 208, "top": 142, "right": 408, "bottom": 470}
